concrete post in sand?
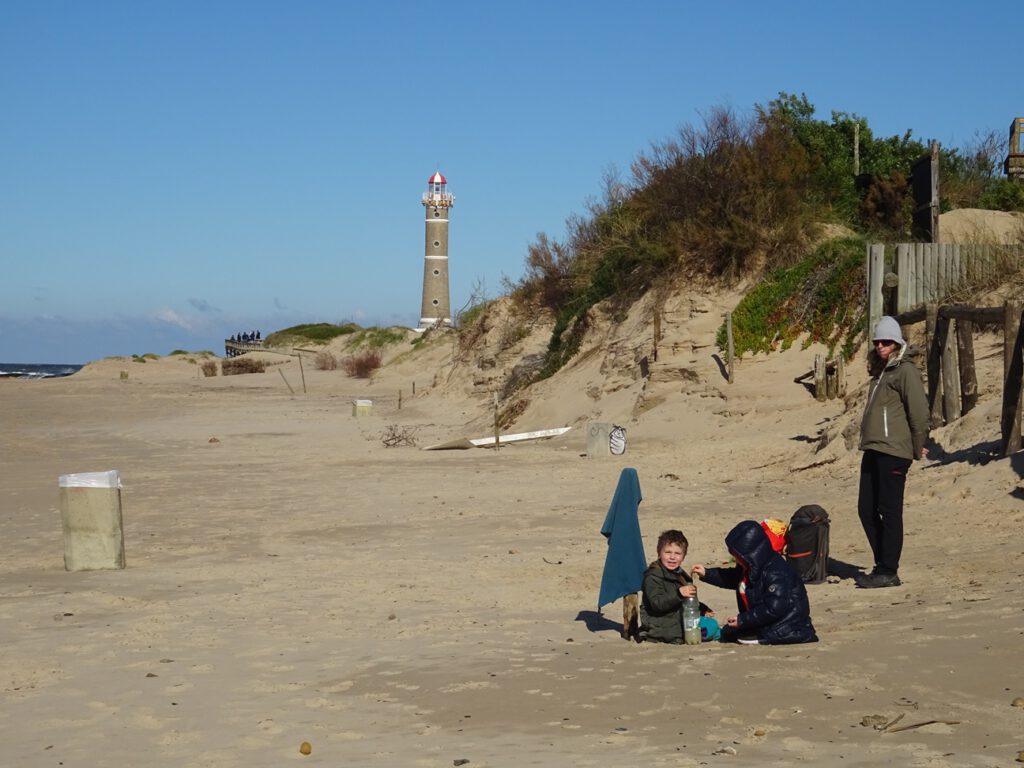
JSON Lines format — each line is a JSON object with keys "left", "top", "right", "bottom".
{"left": 59, "top": 470, "right": 125, "bottom": 571}
{"left": 587, "top": 423, "right": 613, "bottom": 457}
{"left": 418, "top": 171, "right": 454, "bottom": 330}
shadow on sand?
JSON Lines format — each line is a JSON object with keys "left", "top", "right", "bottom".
{"left": 827, "top": 558, "right": 867, "bottom": 582}
{"left": 574, "top": 610, "right": 624, "bottom": 635}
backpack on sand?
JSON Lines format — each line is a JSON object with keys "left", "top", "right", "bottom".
{"left": 785, "top": 505, "right": 830, "bottom": 584}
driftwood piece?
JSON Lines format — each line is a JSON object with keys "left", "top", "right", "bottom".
{"left": 881, "top": 713, "right": 906, "bottom": 731}
{"left": 884, "top": 719, "right": 961, "bottom": 734}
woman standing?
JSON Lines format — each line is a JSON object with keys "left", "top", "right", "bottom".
{"left": 857, "top": 316, "right": 930, "bottom": 588}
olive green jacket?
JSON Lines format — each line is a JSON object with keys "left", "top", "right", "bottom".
{"left": 859, "top": 348, "right": 929, "bottom": 460}
{"left": 639, "top": 562, "right": 693, "bottom": 643}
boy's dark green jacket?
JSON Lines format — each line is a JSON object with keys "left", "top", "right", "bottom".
{"left": 639, "top": 562, "right": 696, "bottom": 643}
{"left": 859, "top": 349, "right": 929, "bottom": 460}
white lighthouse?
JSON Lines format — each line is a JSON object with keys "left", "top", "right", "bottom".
{"left": 418, "top": 171, "right": 454, "bottom": 330}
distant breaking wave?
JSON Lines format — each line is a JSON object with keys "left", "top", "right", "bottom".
{"left": 0, "top": 363, "right": 83, "bottom": 379}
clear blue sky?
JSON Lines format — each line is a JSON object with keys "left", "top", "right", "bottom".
{"left": 1, "top": 1, "right": 1018, "bottom": 363}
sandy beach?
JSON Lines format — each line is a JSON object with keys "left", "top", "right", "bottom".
{"left": 2, "top": 290, "right": 1024, "bottom": 767}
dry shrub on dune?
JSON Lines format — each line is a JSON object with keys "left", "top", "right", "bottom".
{"left": 222, "top": 357, "right": 266, "bottom": 376}
{"left": 314, "top": 351, "right": 338, "bottom": 370}
{"left": 200, "top": 360, "right": 219, "bottom": 377}
{"left": 341, "top": 350, "right": 381, "bottom": 378}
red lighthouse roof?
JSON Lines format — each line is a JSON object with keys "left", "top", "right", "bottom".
{"left": 428, "top": 171, "right": 447, "bottom": 185}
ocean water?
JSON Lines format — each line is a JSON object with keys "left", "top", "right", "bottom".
{"left": 0, "top": 363, "right": 83, "bottom": 379}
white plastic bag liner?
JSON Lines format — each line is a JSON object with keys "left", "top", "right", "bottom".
{"left": 59, "top": 470, "right": 122, "bottom": 489}
{"left": 352, "top": 399, "right": 372, "bottom": 406}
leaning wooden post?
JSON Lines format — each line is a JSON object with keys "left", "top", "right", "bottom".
{"left": 836, "top": 354, "right": 846, "bottom": 398}
{"left": 941, "top": 316, "right": 959, "bottom": 424}
{"left": 297, "top": 354, "right": 307, "bottom": 394}
{"left": 814, "top": 354, "right": 826, "bottom": 401}
{"left": 725, "top": 312, "right": 735, "bottom": 384}
{"left": 925, "top": 303, "right": 943, "bottom": 426}
{"left": 956, "top": 319, "right": 978, "bottom": 416}
{"left": 277, "top": 368, "right": 295, "bottom": 395}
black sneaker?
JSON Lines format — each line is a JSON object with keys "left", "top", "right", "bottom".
{"left": 856, "top": 572, "right": 901, "bottom": 588}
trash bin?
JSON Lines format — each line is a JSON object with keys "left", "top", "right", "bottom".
{"left": 59, "top": 470, "right": 125, "bottom": 571}
{"left": 352, "top": 399, "right": 373, "bottom": 417}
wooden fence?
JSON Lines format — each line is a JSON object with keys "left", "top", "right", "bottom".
{"left": 866, "top": 243, "right": 1024, "bottom": 334}
{"left": 891, "top": 301, "right": 1023, "bottom": 456}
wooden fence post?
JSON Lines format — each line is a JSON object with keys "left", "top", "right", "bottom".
{"left": 1003, "top": 302, "right": 1023, "bottom": 455}
{"left": 941, "top": 316, "right": 959, "bottom": 424}
{"left": 1005, "top": 301, "right": 1019, "bottom": 383}
{"left": 867, "top": 244, "right": 885, "bottom": 339}
{"left": 493, "top": 392, "right": 500, "bottom": 451}
{"left": 814, "top": 355, "right": 826, "bottom": 401}
{"left": 836, "top": 355, "right": 846, "bottom": 398}
{"left": 956, "top": 319, "right": 977, "bottom": 416}
{"left": 653, "top": 308, "right": 661, "bottom": 363}
{"left": 725, "top": 312, "right": 735, "bottom": 384}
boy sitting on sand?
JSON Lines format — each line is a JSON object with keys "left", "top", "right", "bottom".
{"left": 691, "top": 521, "right": 817, "bottom": 645}
{"left": 639, "top": 530, "right": 716, "bottom": 644}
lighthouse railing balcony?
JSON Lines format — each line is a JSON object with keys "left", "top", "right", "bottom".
{"left": 422, "top": 191, "right": 455, "bottom": 206}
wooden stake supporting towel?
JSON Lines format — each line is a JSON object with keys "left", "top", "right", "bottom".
{"left": 622, "top": 593, "right": 638, "bottom": 640}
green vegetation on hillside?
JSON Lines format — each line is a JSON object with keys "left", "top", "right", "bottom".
{"left": 264, "top": 323, "right": 360, "bottom": 346}
{"left": 718, "top": 237, "right": 867, "bottom": 359}
{"left": 509, "top": 92, "right": 1022, "bottom": 379}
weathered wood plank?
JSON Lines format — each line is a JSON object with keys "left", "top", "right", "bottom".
{"left": 941, "top": 314, "right": 959, "bottom": 424}
{"left": 896, "top": 243, "right": 911, "bottom": 312}
{"left": 956, "top": 319, "right": 978, "bottom": 416}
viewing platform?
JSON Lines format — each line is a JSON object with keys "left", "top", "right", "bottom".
{"left": 224, "top": 339, "right": 264, "bottom": 358}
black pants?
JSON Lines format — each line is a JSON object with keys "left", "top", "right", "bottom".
{"left": 858, "top": 450, "right": 912, "bottom": 575}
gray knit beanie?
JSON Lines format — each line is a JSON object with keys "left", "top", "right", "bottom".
{"left": 872, "top": 316, "right": 905, "bottom": 347}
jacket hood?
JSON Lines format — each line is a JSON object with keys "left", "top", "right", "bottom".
{"left": 725, "top": 521, "right": 776, "bottom": 573}
{"left": 872, "top": 316, "right": 906, "bottom": 346}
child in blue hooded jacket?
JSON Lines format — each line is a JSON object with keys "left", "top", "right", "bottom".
{"left": 692, "top": 521, "right": 817, "bottom": 645}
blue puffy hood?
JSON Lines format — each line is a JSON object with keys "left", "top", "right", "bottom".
{"left": 725, "top": 520, "right": 776, "bottom": 575}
